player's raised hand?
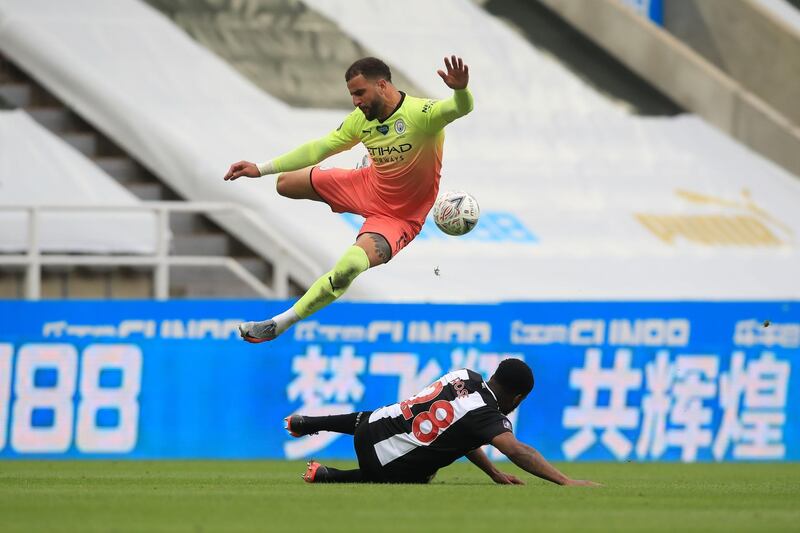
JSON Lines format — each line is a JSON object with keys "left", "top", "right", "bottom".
{"left": 437, "top": 55, "right": 469, "bottom": 90}
{"left": 224, "top": 160, "right": 260, "bottom": 181}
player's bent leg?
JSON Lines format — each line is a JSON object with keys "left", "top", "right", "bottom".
{"left": 275, "top": 166, "right": 324, "bottom": 202}
{"left": 285, "top": 411, "right": 372, "bottom": 438}
{"left": 238, "top": 246, "right": 369, "bottom": 343}
{"left": 302, "top": 461, "right": 363, "bottom": 484}
{"left": 353, "top": 414, "right": 389, "bottom": 483}
{"left": 291, "top": 245, "right": 370, "bottom": 319}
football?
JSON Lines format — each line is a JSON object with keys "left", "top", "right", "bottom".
{"left": 432, "top": 190, "right": 480, "bottom": 236}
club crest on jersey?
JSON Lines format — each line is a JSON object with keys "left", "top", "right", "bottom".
{"left": 394, "top": 119, "right": 406, "bottom": 134}
{"left": 376, "top": 124, "right": 390, "bottom": 135}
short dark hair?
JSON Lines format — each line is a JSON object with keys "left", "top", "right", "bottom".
{"left": 345, "top": 57, "right": 392, "bottom": 82}
{"left": 492, "top": 358, "right": 534, "bottom": 396}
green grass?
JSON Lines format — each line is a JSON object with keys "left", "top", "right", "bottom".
{"left": 0, "top": 461, "right": 798, "bottom": 532}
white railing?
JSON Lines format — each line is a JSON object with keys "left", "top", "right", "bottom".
{"left": 0, "top": 202, "right": 321, "bottom": 300}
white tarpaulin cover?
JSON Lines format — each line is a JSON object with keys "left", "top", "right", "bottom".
{"left": 755, "top": 0, "right": 800, "bottom": 35}
{"left": 1, "top": 0, "right": 798, "bottom": 300}
{"left": 0, "top": 110, "right": 156, "bottom": 254}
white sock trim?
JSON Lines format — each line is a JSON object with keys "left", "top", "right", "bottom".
{"left": 272, "top": 308, "right": 301, "bottom": 335}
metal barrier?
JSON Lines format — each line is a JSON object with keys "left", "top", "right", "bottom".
{"left": 0, "top": 202, "right": 321, "bottom": 300}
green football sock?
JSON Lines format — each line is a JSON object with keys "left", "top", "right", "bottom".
{"left": 292, "top": 245, "right": 370, "bottom": 319}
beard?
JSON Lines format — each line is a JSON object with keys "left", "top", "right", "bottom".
{"left": 360, "top": 101, "right": 379, "bottom": 121}
{"left": 361, "top": 106, "right": 376, "bottom": 121}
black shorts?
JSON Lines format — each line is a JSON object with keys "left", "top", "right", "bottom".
{"left": 353, "top": 412, "right": 435, "bottom": 484}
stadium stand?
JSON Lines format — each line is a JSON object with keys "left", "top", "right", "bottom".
{"left": 1, "top": 0, "right": 798, "bottom": 301}
{"left": 0, "top": 38, "right": 313, "bottom": 298}
{"left": 0, "top": 109, "right": 157, "bottom": 255}
{"left": 535, "top": 0, "right": 800, "bottom": 178}
{"left": 662, "top": 0, "right": 800, "bottom": 127}
{"left": 475, "top": 0, "right": 682, "bottom": 117}
{"left": 144, "top": 0, "right": 422, "bottom": 110}
{"left": 0, "top": 109, "right": 156, "bottom": 298}
{"left": 0, "top": 0, "right": 357, "bottom": 300}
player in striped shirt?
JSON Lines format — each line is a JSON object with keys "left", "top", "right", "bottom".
{"left": 224, "top": 56, "right": 473, "bottom": 343}
{"left": 285, "top": 358, "right": 599, "bottom": 486}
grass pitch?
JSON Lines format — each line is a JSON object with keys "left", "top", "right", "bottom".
{"left": 1, "top": 461, "right": 798, "bottom": 532}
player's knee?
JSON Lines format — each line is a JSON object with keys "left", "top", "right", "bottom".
{"left": 372, "top": 236, "right": 392, "bottom": 265}
{"left": 357, "top": 233, "right": 392, "bottom": 266}
{"left": 275, "top": 173, "right": 290, "bottom": 197}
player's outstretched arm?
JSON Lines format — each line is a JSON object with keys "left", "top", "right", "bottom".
{"left": 223, "top": 136, "right": 346, "bottom": 181}
{"left": 491, "top": 432, "right": 600, "bottom": 487}
{"left": 466, "top": 448, "right": 524, "bottom": 485}
{"left": 223, "top": 113, "right": 361, "bottom": 181}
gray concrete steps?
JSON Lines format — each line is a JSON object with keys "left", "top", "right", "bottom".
{"left": 169, "top": 266, "right": 258, "bottom": 297}
{"left": 172, "top": 233, "right": 231, "bottom": 256}
{"left": 536, "top": 0, "right": 800, "bottom": 178}
{"left": 477, "top": 0, "right": 680, "bottom": 116}
{"left": 17, "top": 268, "right": 153, "bottom": 299}
{"left": 144, "top": 0, "right": 422, "bottom": 109}
{"left": 236, "top": 256, "right": 271, "bottom": 280}
{"left": 0, "top": 57, "right": 22, "bottom": 83}
{"left": 26, "top": 107, "right": 84, "bottom": 132}
{"left": 126, "top": 181, "right": 169, "bottom": 201}
{"left": 169, "top": 211, "right": 217, "bottom": 234}
{"left": 0, "top": 270, "right": 22, "bottom": 299}
{"left": 0, "top": 51, "right": 280, "bottom": 299}
{"left": 94, "top": 156, "right": 149, "bottom": 183}
{"left": 61, "top": 131, "right": 98, "bottom": 157}
{"left": 0, "top": 83, "right": 31, "bottom": 107}
{"left": 663, "top": 0, "right": 800, "bottom": 127}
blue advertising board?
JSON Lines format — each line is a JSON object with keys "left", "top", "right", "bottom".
{"left": 0, "top": 300, "right": 797, "bottom": 462}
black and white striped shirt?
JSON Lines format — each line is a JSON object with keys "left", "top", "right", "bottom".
{"left": 366, "top": 369, "right": 513, "bottom": 477}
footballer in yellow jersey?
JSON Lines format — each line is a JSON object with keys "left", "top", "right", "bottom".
{"left": 224, "top": 56, "right": 473, "bottom": 342}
